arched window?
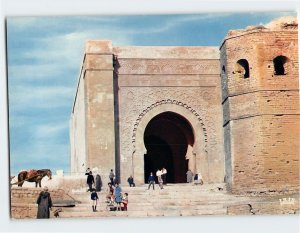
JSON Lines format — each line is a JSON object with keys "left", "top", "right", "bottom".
{"left": 235, "top": 59, "right": 250, "bottom": 79}
{"left": 273, "top": 56, "right": 288, "bottom": 75}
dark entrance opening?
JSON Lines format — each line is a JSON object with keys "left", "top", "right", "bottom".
{"left": 143, "top": 111, "right": 194, "bottom": 183}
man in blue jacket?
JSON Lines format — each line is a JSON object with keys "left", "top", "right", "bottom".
{"left": 147, "top": 172, "right": 155, "bottom": 190}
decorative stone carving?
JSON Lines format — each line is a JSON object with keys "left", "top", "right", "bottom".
{"left": 118, "top": 59, "right": 220, "bottom": 75}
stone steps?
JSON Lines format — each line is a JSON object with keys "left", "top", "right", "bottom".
{"left": 55, "top": 183, "right": 232, "bottom": 218}
{"left": 59, "top": 208, "right": 227, "bottom": 218}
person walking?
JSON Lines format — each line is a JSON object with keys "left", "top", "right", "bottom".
{"left": 109, "top": 169, "right": 115, "bottom": 185}
{"left": 162, "top": 167, "right": 167, "bottom": 185}
{"left": 127, "top": 175, "right": 135, "bottom": 187}
{"left": 87, "top": 171, "right": 95, "bottom": 192}
{"left": 91, "top": 189, "right": 99, "bottom": 212}
{"left": 156, "top": 169, "right": 164, "bottom": 189}
{"left": 186, "top": 169, "right": 193, "bottom": 183}
{"left": 147, "top": 172, "right": 155, "bottom": 190}
{"left": 36, "top": 186, "right": 53, "bottom": 219}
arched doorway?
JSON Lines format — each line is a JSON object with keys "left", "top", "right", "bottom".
{"left": 143, "top": 111, "right": 194, "bottom": 183}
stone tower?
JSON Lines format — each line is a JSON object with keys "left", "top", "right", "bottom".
{"left": 220, "top": 17, "right": 299, "bottom": 194}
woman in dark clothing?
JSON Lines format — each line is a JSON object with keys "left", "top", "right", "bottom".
{"left": 36, "top": 186, "right": 52, "bottom": 219}
{"left": 95, "top": 173, "right": 102, "bottom": 192}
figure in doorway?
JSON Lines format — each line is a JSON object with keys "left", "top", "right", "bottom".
{"left": 186, "top": 169, "right": 193, "bottom": 183}
{"left": 162, "top": 167, "right": 167, "bottom": 185}
{"left": 109, "top": 169, "right": 115, "bottom": 186}
{"left": 147, "top": 172, "right": 155, "bottom": 190}
{"left": 127, "top": 175, "right": 135, "bottom": 187}
{"left": 156, "top": 169, "right": 164, "bottom": 189}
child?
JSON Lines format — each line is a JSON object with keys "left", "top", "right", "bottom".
{"left": 91, "top": 190, "right": 99, "bottom": 212}
{"left": 122, "top": 193, "right": 128, "bottom": 211}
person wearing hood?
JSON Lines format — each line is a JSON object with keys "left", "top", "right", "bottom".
{"left": 36, "top": 186, "right": 53, "bottom": 219}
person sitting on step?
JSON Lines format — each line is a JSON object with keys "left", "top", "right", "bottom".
{"left": 105, "top": 182, "right": 114, "bottom": 203}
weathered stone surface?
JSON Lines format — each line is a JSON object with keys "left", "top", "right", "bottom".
{"left": 221, "top": 16, "right": 299, "bottom": 194}
{"left": 70, "top": 16, "right": 299, "bottom": 196}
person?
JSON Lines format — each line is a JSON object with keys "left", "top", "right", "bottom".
{"left": 147, "top": 172, "right": 155, "bottom": 190}
{"left": 198, "top": 172, "right": 204, "bottom": 185}
{"left": 87, "top": 171, "right": 95, "bottom": 192}
{"left": 95, "top": 173, "right": 102, "bottom": 192}
{"left": 127, "top": 175, "right": 135, "bottom": 187}
{"left": 114, "top": 183, "right": 122, "bottom": 211}
{"left": 121, "top": 192, "right": 129, "bottom": 211}
{"left": 36, "top": 186, "right": 53, "bottom": 219}
{"left": 109, "top": 169, "right": 115, "bottom": 185}
{"left": 85, "top": 167, "right": 91, "bottom": 175}
{"left": 194, "top": 173, "right": 203, "bottom": 185}
{"left": 162, "top": 167, "right": 167, "bottom": 185}
{"left": 186, "top": 169, "right": 193, "bottom": 183}
{"left": 105, "top": 182, "right": 114, "bottom": 203}
{"left": 156, "top": 169, "right": 163, "bottom": 189}
{"left": 91, "top": 189, "right": 99, "bottom": 212}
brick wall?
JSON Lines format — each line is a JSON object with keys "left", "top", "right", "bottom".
{"left": 221, "top": 23, "right": 299, "bottom": 194}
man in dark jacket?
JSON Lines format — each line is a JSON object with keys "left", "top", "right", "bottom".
{"left": 37, "top": 186, "right": 52, "bottom": 218}
{"left": 147, "top": 172, "right": 155, "bottom": 190}
{"left": 127, "top": 175, "right": 135, "bottom": 187}
{"left": 87, "top": 171, "right": 95, "bottom": 192}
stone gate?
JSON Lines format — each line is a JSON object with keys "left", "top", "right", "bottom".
{"left": 70, "top": 16, "right": 299, "bottom": 194}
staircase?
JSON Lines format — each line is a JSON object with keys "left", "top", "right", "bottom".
{"left": 57, "top": 183, "right": 253, "bottom": 218}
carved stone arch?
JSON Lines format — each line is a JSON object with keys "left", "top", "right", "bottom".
{"left": 131, "top": 99, "right": 210, "bottom": 184}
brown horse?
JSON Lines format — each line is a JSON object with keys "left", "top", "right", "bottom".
{"left": 17, "top": 169, "right": 52, "bottom": 187}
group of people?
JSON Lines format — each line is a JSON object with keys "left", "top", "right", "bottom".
{"left": 105, "top": 182, "right": 129, "bottom": 211}
{"left": 88, "top": 168, "right": 131, "bottom": 212}
{"left": 35, "top": 167, "right": 203, "bottom": 218}
{"left": 85, "top": 168, "right": 103, "bottom": 192}
{"left": 186, "top": 169, "right": 203, "bottom": 185}
{"left": 148, "top": 167, "right": 167, "bottom": 190}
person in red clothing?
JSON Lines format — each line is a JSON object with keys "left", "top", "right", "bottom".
{"left": 121, "top": 192, "right": 128, "bottom": 211}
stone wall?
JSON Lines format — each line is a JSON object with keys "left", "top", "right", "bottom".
{"left": 221, "top": 19, "right": 299, "bottom": 194}
{"left": 71, "top": 41, "right": 116, "bottom": 177}
{"left": 11, "top": 187, "right": 74, "bottom": 219}
{"left": 114, "top": 46, "right": 224, "bottom": 184}
{"left": 70, "top": 63, "right": 86, "bottom": 174}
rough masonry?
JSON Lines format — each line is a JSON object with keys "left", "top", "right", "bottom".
{"left": 70, "top": 16, "right": 299, "bottom": 194}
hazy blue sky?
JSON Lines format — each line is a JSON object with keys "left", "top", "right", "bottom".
{"left": 7, "top": 12, "right": 296, "bottom": 175}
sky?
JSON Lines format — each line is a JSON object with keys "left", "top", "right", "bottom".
{"left": 6, "top": 12, "right": 296, "bottom": 175}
